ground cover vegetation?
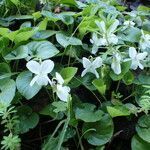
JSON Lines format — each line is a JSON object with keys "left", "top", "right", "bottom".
{"left": 0, "top": 0, "right": 150, "bottom": 149}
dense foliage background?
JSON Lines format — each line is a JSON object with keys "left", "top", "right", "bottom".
{"left": 0, "top": 0, "right": 150, "bottom": 150}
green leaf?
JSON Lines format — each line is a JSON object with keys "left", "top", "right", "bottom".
{"left": 39, "top": 104, "right": 64, "bottom": 119}
{"left": 119, "top": 27, "right": 141, "bottom": 42}
{"left": 75, "top": 103, "right": 104, "bottom": 122}
{"left": 107, "top": 105, "right": 130, "bottom": 118}
{"left": 42, "top": 137, "right": 59, "bottom": 150}
{"left": 131, "top": 135, "right": 150, "bottom": 150}
{"left": 32, "top": 30, "right": 57, "bottom": 40}
{"left": 110, "top": 61, "right": 131, "bottom": 81}
{"left": 10, "top": 0, "right": 19, "bottom": 6}
{"left": 0, "top": 63, "right": 16, "bottom": 80}
{"left": 60, "top": 0, "right": 77, "bottom": 6}
{"left": 0, "top": 63, "right": 11, "bottom": 77}
{"left": 56, "top": 33, "right": 82, "bottom": 48}
{"left": 136, "top": 115, "right": 150, "bottom": 143}
{"left": 17, "top": 106, "right": 39, "bottom": 134}
{"left": 52, "top": 101, "right": 68, "bottom": 113}
{"left": 123, "top": 71, "right": 134, "bottom": 85}
{"left": 4, "top": 45, "right": 28, "bottom": 60}
{"left": 16, "top": 71, "right": 41, "bottom": 99}
{"left": 38, "top": 18, "right": 48, "bottom": 31}
{"left": 83, "top": 114, "right": 114, "bottom": 146}
{"left": 14, "top": 28, "right": 38, "bottom": 43}
{"left": 60, "top": 67, "right": 78, "bottom": 84}
{"left": 27, "top": 41, "right": 59, "bottom": 59}
{"left": 134, "top": 74, "right": 150, "bottom": 85}
{"left": 41, "top": 11, "right": 75, "bottom": 25}
{"left": 0, "top": 79, "right": 16, "bottom": 105}
{"left": 80, "top": 74, "right": 96, "bottom": 91}
{"left": 92, "top": 79, "right": 106, "bottom": 95}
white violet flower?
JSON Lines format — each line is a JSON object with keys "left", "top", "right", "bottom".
{"left": 90, "top": 33, "right": 103, "bottom": 54}
{"left": 123, "top": 20, "right": 135, "bottom": 27}
{"left": 81, "top": 57, "right": 103, "bottom": 78}
{"left": 139, "top": 30, "right": 150, "bottom": 50}
{"left": 26, "top": 59, "right": 54, "bottom": 86}
{"left": 52, "top": 72, "right": 70, "bottom": 102}
{"left": 111, "top": 53, "right": 122, "bottom": 75}
{"left": 95, "top": 19, "right": 119, "bottom": 46}
{"left": 127, "top": 47, "right": 148, "bottom": 70}
{"left": 39, "top": 0, "right": 47, "bottom": 4}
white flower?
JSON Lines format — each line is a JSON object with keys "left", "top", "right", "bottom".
{"left": 111, "top": 53, "right": 122, "bottom": 75}
{"left": 26, "top": 59, "right": 54, "bottom": 86}
{"left": 123, "top": 20, "right": 135, "bottom": 27}
{"left": 90, "top": 33, "right": 103, "bottom": 54}
{"left": 128, "top": 47, "right": 148, "bottom": 70}
{"left": 95, "top": 19, "right": 119, "bottom": 46}
{"left": 52, "top": 72, "right": 70, "bottom": 102}
{"left": 81, "top": 57, "right": 102, "bottom": 78}
{"left": 39, "top": 0, "right": 47, "bottom": 4}
{"left": 140, "top": 30, "right": 150, "bottom": 50}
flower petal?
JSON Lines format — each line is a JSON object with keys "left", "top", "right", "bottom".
{"left": 129, "top": 47, "right": 137, "bottom": 59}
{"left": 81, "top": 68, "right": 88, "bottom": 77}
{"left": 56, "top": 85, "right": 70, "bottom": 102}
{"left": 41, "top": 59, "right": 54, "bottom": 74}
{"left": 26, "top": 60, "right": 40, "bottom": 74}
{"left": 82, "top": 57, "right": 91, "bottom": 68}
{"left": 91, "top": 45, "right": 99, "bottom": 54}
{"left": 94, "top": 70, "right": 99, "bottom": 78}
{"left": 92, "top": 33, "right": 98, "bottom": 42}
{"left": 30, "top": 75, "right": 39, "bottom": 86}
{"left": 111, "top": 58, "right": 121, "bottom": 75}
{"left": 131, "top": 60, "right": 138, "bottom": 70}
{"left": 108, "top": 19, "right": 119, "bottom": 34}
{"left": 92, "top": 57, "right": 103, "bottom": 68}
{"left": 99, "top": 38, "right": 107, "bottom": 45}
{"left": 137, "top": 52, "right": 148, "bottom": 60}
{"left": 138, "top": 62, "right": 144, "bottom": 70}
{"left": 36, "top": 75, "right": 49, "bottom": 86}
{"left": 56, "top": 72, "right": 64, "bottom": 85}
{"left": 95, "top": 20, "right": 106, "bottom": 33}
{"left": 108, "top": 34, "right": 118, "bottom": 44}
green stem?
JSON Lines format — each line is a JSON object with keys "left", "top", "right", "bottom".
{"left": 56, "top": 99, "right": 71, "bottom": 150}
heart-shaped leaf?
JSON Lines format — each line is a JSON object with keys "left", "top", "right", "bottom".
{"left": 75, "top": 103, "right": 104, "bottom": 122}
{"left": 16, "top": 71, "right": 41, "bottom": 99}
{"left": 27, "top": 41, "right": 59, "bottom": 59}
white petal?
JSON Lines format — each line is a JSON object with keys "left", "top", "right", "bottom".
{"left": 92, "top": 57, "right": 102, "bottom": 68}
{"left": 92, "top": 45, "right": 99, "bottom": 54}
{"left": 108, "top": 19, "right": 119, "bottom": 34}
{"left": 138, "top": 62, "right": 144, "bottom": 70}
{"left": 30, "top": 75, "right": 39, "bottom": 86}
{"left": 56, "top": 85, "right": 70, "bottom": 102}
{"left": 90, "top": 39, "right": 94, "bottom": 44}
{"left": 99, "top": 38, "right": 107, "bottom": 45}
{"left": 36, "top": 75, "right": 49, "bottom": 86}
{"left": 41, "top": 59, "right": 54, "bottom": 74}
{"left": 94, "top": 70, "right": 99, "bottom": 78}
{"left": 108, "top": 34, "right": 118, "bottom": 44}
{"left": 137, "top": 52, "right": 148, "bottom": 60}
{"left": 112, "top": 64, "right": 121, "bottom": 75}
{"left": 131, "top": 60, "right": 138, "bottom": 70}
{"left": 82, "top": 57, "right": 91, "bottom": 68}
{"left": 95, "top": 20, "right": 106, "bottom": 33}
{"left": 111, "top": 59, "right": 121, "bottom": 75}
{"left": 56, "top": 72, "right": 64, "bottom": 85}
{"left": 129, "top": 47, "right": 137, "bottom": 59}
{"left": 92, "top": 33, "right": 98, "bottom": 42}
{"left": 26, "top": 60, "right": 40, "bottom": 74}
{"left": 81, "top": 68, "right": 88, "bottom": 77}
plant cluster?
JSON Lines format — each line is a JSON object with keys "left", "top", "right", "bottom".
{"left": 0, "top": 0, "right": 150, "bottom": 150}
